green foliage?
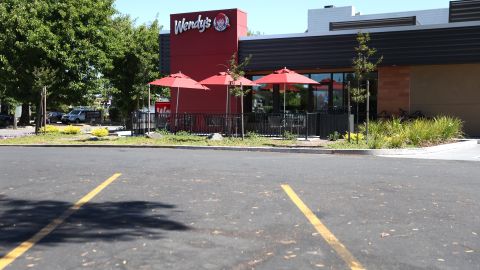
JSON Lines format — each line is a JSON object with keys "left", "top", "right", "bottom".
{"left": 350, "top": 87, "right": 367, "bottom": 104}
{"left": 228, "top": 53, "right": 252, "bottom": 97}
{"left": 353, "top": 32, "right": 383, "bottom": 81}
{"left": 328, "top": 131, "right": 341, "bottom": 141}
{"left": 175, "top": 130, "right": 191, "bottom": 137}
{"left": 107, "top": 16, "right": 162, "bottom": 122}
{"left": 343, "top": 132, "right": 364, "bottom": 141}
{"left": 61, "top": 125, "right": 81, "bottom": 135}
{"left": 0, "top": 0, "right": 118, "bottom": 109}
{"left": 360, "top": 117, "right": 463, "bottom": 148}
{"left": 91, "top": 128, "right": 109, "bottom": 137}
{"left": 39, "top": 125, "right": 60, "bottom": 134}
{"left": 246, "top": 131, "right": 261, "bottom": 139}
{"left": 156, "top": 129, "right": 170, "bottom": 135}
{"left": 283, "top": 131, "right": 297, "bottom": 140}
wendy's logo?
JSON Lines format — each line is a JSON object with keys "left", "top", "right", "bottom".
{"left": 213, "top": 13, "right": 230, "bottom": 32}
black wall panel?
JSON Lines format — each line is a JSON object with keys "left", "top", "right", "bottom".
{"left": 450, "top": 0, "right": 480, "bottom": 23}
{"left": 160, "top": 34, "right": 170, "bottom": 74}
{"left": 238, "top": 25, "right": 480, "bottom": 71}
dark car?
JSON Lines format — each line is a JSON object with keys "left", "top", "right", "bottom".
{"left": 0, "top": 113, "right": 13, "bottom": 127}
{"left": 47, "top": 111, "right": 64, "bottom": 123}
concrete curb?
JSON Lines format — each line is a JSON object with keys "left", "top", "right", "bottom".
{"left": 0, "top": 139, "right": 477, "bottom": 156}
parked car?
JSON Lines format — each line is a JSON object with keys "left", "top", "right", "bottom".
{"left": 62, "top": 109, "right": 86, "bottom": 124}
{"left": 0, "top": 113, "right": 13, "bottom": 127}
{"left": 61, "top": 108, "right": 99, "bottom": 124}
{"left": 47, "top": 111, "right": 64, "bottom": 123}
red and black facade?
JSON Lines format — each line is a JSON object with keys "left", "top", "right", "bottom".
{"left": 160, "top": 3, "right": 480, "bottom": 136}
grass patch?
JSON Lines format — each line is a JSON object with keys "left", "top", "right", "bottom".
{"left": 1, "top": 132, "right": 301, "bottom": 147}
{"left": 330, "top": 116, "right": 463, "bottom": 149}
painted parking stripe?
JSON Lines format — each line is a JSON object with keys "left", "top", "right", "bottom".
{"left": 0, "top": 173, "right": 122, "bottom": 270}
{"left": 281, "top": 184, "right": 365, "bottom": 270}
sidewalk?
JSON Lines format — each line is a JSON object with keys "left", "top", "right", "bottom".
{"left": 380, "top": 139, "right": 480, "bottom": 161}
{"left": 0, "top": 126, "right": 35, "bottom": 139}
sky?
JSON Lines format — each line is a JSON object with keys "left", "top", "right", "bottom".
{"left": 114, "top": 0, "right": 452, "bottom": 35}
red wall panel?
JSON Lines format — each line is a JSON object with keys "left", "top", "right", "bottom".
{"left": 170, "top": 9, "right": 248, "bottom": 114}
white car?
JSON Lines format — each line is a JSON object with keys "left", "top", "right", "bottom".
{"left": 61, "top": 109, "right": 87, "bottom": 124}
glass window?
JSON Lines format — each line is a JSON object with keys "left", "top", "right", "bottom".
{"left": 282, "top": 84, "right": 308, "bottom": 113}
{"left": 311, "top": 73, "right": 330, "bottom": 111}
{"left": 332, "top": 73, "right": 344, "bottom": 108}
{"left": 251, "top": 75, "right": 273, "bottom": 113}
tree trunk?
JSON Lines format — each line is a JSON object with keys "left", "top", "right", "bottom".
{"left": 19, "top": 103, "right": 30, "bottom": 126}
{"left": 347, "top": 81, "right": 351, "bottom": 143}
{"left": 356, "top": 103, "right": 359, "bottom": 144}
{"left": 366, "top": 80, "right": 370, "bottom": 144}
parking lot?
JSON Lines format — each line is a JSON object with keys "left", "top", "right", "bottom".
{"left": 0, "top": 147, "right": 479, "bottom": 269}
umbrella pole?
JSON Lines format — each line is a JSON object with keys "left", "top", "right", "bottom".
{"left": 225, "top": 85, "right": 229, "bottom": 135}
{"left": 175, "top": 87, "right": 180, "bottom": 133}
{"left": 283, "top": 83, "right": 286, "bottom": 137}
{"left": 148, "top": 84, "right": 151, "bottom": 134}
{"left": 241, "top": 83, "right": 244, "bottom": 140}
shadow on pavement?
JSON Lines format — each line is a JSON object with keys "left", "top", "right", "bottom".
{"left": 0, "top": 195, "right": 190, "bottom": 255}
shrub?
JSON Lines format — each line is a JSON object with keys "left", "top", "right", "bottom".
{"left": 328, "top": 131, "right": 341, "bottom": 141}
{"left": 39, "top": 125, "right": 60, "bottom": 134}
{"left": 283, "top": 131, "right": 297, "bottom": 140}
{"left": 363, "top": 116, "right": 463, "bottom": 148}
{"left": 91, "top": 128, "right": 109, "bottom": 137}
{"left": 175, "top": 130, "right": 191, "bottom": 137}
{"left": 246, "top": 131, "right": 261, "bottom": 139}
{"left": 433, "top": 116, "right": 463, "bottom": 141}
{"left": 343, "top": 132, "right": 365, "bottom": 142}
{"left": 61, "top": 125, "right": 81, "bottom": 135}
{"left": 156, "top": 129, "right": 170, "bottom": 135}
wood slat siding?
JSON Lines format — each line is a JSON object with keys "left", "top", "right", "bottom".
{"left": 449, "top": 0, "right": 480, "bottom": 23}
{"left": 330, "top": 17, "right": 417, "bottom": 31}
{"left": 238, "top": 25, "right": 480, "bottom": 71}
{"left": 160, "top": 34, "right": 170, "bottom": 74}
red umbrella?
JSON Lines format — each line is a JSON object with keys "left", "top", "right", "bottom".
{"left": 254, "top": 68, "right": 318, "bottom": 124}
{"left": 199, "top": 71, "right": 257, "bottom": 115}
{"left": 149, "top": 72, "right": 209, "bottom": 115}
{"left": 261, "top": 84, "right": 301, "bottom": 93}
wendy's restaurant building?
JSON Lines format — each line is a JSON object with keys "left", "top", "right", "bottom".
{"left": 152, "top": 0, "right": 480, "bottom": 137}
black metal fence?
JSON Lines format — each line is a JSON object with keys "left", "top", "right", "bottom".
{"left": 132, "top": 112, "right": 350, "bottom": 138}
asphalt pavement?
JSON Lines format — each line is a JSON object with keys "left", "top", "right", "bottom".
{"left": 0, "top": 147, "right": 479, "bottom": 270}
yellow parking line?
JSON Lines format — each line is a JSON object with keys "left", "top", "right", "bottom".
{"left": 281, "top": 184, "right": 365, "bottom": 270}
{"left": 0, "top": 173, "right": 122, "bottom": 270}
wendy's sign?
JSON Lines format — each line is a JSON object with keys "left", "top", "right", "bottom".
{"left": 174, "top": 13, "right": 230, "bottom": 35}
{"left": 170, "top": 9, "right": 247, "bottom": 114}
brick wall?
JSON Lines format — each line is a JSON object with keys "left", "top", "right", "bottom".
{"left": 377, "top": 66, "right": 411, "bottom": 115}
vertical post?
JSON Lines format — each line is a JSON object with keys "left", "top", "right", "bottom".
{"left": 347, "top": 81, "right": 351, "bottom": 143}
{"left": 175, "top": 87, "right": 180, "bottom": 133}
{"left": 43, "top": 87, "right": 47, "bottom": 132}
{"left": 366, "top": 80, "right": 370, "bottom": 144}
{"left": 305, "top": 112, "right": 308, "bottom": 141}
{"left": 283, "top": 83, "right": 286, "bottom": 138}
{"left": 147, "top": 84, "right": 151, "bottom": 134}
{"left": 240, "top": 83, "right": 244, "bottom": 140}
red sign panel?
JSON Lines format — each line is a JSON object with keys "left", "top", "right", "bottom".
{"left": 170, "top": 9, "right": 248, "bottom": 114}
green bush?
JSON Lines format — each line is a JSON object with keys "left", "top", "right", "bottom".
{"left": 175, "top": 130, "right": 191, "bottom": 137}
{"left": 361, "top": 116, "right": 462, "bottom": 148}
{"left": 246, "top": 131, "right": 261, "bottom": 139}
{"left": 283, "top": 131, "right": 297, "bottom": 140}
{"left": 39, "top": 125, "right": 60, "bottom": 134}
{"left": 328, "top": 131, "right": 341, "bottom": 141}
{"left": 343, "top": 132, "right": 365, "bottom": 141}
{"left": 61, "top": 125, "right": 81, "bottom": 135}
{"left": 91, "top": 128, "right": 109, "bottom": 137}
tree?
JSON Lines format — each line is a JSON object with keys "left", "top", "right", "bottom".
{"left": 352, "top": 32, "right": 383, "bottom": 142}
{"left": 228, "top": 53, "right": 252, "bottom": 139}
{"left": 0, "top": 0, "right": 117, "bottom": 125}
{"left": 106, "top": 16, "right": 161, "bottom": 128}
